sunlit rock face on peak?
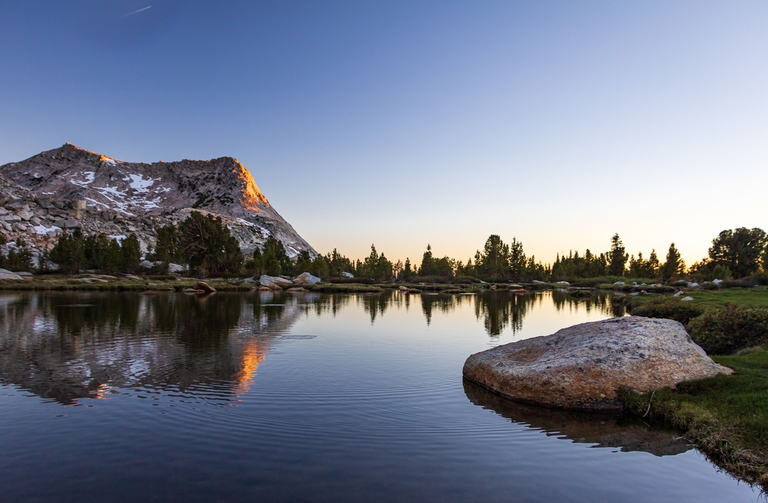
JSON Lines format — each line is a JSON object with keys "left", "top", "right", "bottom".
{"left": 0, "top": 143, "right": 316, "bottom": 257}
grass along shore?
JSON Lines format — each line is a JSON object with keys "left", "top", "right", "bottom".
{"left": 620, "top": 347, "right": 768, "bottom": 489}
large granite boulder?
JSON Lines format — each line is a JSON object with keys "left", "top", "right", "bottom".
{"left": 293, "top": 272, "right": 321, "bottom": 286}
{"left": 259, "top": 275, "right": 293, "bottom": 289}
{"left": 462, "top": 316, "right": 730, "bottom": 412}
{"left": 0, "top": 268, "right": 23, "bottom": 280}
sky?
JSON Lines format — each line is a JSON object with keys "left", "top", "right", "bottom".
{"left": 1, "top": 1, "right": 766, "bottom": 266}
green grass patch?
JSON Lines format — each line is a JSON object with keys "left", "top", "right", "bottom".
{"left": 673, "top": 286, "right": 768, "bottom": 310}
{"left": 621, "top": 346, "right": 768, "bottom": 490}
{"left": 624, "top": 286, "right": 768, "bottom": 311}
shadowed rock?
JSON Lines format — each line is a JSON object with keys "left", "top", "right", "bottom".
{"left": 463, "top": 316, "right": 731, "bottom": 411}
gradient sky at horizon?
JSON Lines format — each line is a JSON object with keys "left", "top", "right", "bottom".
{"left": 1, "top": 1, "right": 766, "bottom": 266}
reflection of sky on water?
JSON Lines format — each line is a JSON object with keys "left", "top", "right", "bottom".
{"left": 0, "top": 290, "right": 758, "bottom": 502}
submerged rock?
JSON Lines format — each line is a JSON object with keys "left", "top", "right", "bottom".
{"left": 463, "top": 317, "right": 730, "bottom": 412}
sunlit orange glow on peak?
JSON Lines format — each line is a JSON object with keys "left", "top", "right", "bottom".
{"left": 233, "top": 339, "right": 267, "bottom": 396}
{"left": 233, "top": 159, "right": 270, "bottom": 210}
{"left": 63, "top": 143, "right": 123, "bottom": 162}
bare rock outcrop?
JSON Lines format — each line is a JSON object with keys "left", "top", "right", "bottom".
{"left": 463, "top": 316, "right": 730, "bottom": 412}
{"left": 0, "top": 268, "right": 24, "bottom": 280}
{"left": 259, "top": 275, "right": 293, "bottom": 289}
{"left": 293, "top": 272, "right": 321, "bottom": 286}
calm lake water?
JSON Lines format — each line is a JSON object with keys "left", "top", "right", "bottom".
{"left": 0, "top": 290, "right": 759, "bottom": 502}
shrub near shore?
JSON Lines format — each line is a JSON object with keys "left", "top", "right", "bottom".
{"left": 689, "top": 305, "right": 768, "bottom": 355}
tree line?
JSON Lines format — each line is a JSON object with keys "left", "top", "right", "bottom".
{"left": 24, "top": 212, "right": 768, "bottom": 283}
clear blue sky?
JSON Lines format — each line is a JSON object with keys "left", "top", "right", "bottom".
{"left": 1, "top": 1, "right": 766, "bottom": 266}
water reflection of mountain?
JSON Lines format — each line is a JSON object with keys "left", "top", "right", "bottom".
{"left": 0, "top": 290, "right": 624, "bottom": 405}
{"left": 463, "top": 379, "right": 692, "bottom": 457}
{"left": 0, "top": 292, "right": 315, "bottom": 405}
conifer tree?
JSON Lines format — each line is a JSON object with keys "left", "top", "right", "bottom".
{"left": 177, "top": 211, "right": 242, "bottom": 276}
{"left": 50, "top": 228, "right": 85, "bottom": 274}
{"left": 121, "top": 234, "right": 142, "bottom": 273}
{"left": 607, "top": 233, "right": 628, "bottom": 276}
{"left": 661, "top": 243, "right": 684, "bottom": 280}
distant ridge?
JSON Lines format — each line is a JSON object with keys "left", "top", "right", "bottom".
{"left": 0, "top": 143, "right": 316, "bottom": 258}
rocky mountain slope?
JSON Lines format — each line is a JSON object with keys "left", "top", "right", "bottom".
{"left": 0, "top": 143, "right": 316, "bottom": 260}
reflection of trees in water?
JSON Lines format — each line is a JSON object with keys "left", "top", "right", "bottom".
{"left": 551, "top": 290, "right": 626, "bottom": 318}
{"left": 473, "top": 291, "right": 537, "bottom": 337}
{"left": 0, "top": 292, "right": 304, "bottom": 405}
{"left": 361, "top": 291, "right": 395, "bottom": 324}
{"left": 420, "top": 293, "right": 474, "bottom": 326}
{"left": 0, "top": 289, "right": 627, "bottom": 405}
{"left": 312, "top": 293, "right": 353, "bottom": 318}
{"left": 264, "top": 291, "right": 353, "bottom": 321}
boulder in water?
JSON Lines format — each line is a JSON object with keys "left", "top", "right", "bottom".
{"left": 463, "top": 317, "right": 730, "bottom": 412}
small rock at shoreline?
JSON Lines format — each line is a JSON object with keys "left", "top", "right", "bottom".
{"left": 194, "top": 281, "right": 216, "bottom": 294}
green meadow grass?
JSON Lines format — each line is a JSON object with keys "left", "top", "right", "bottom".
{"left": 621, "top": 347, "right": 768, "bottom": 489}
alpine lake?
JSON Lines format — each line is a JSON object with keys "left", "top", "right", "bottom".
{"left": 0, "top": 289, "right": 760, "bottom": 502}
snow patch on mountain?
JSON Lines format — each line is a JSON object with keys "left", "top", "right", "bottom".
{"left": 70, "top": 171, "right": 95, "bottom": 187}
{"left": 124, "top": 173, "right": 156, "bottom": 193}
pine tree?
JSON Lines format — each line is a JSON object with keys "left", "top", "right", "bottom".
{"left": 121, "top": 234, "right": 142, "bottom": 273}
{"left": 479, "top": 234, "right": 510, "bottom": 281}
{"left": 154, "top": 225, "right": 180, "bottom": 264}
{"left": 50, "top": 228, "right": 85, "bottom": 274}
{"left": 607, "top": 233, "right": 628, "bottom": 276}
{"left": 661, "top": 243, "right": 683, "bottom": 280}
{"left": 177, "top": 211, "right": 243, "bottom": 276}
